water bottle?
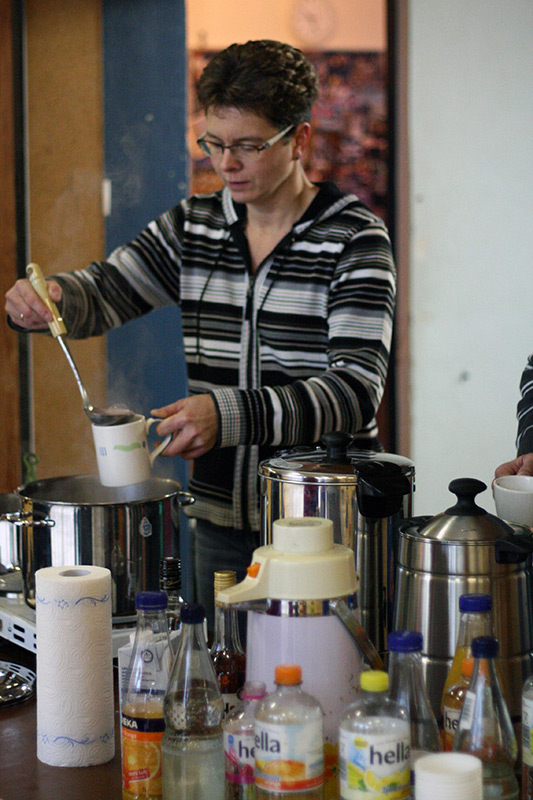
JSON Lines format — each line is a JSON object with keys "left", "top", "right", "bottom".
{"left": 223, "top": 680, "right": 267, "bottom": 800}
{"left": 453, "top": 635, "right": 519, "bottom": 799}
{"left": 121, "top": 591, "right": 173, "bottom": 800}
{"left": 254, "top": 663, "right": 324, "bottom": 799}
{"left": 339, "top": 670, "right": 410, "bottom": 799}
{"left": 441, "top": 594, "right": 493, "bottom": 706}
{"left": 161, "top": 602, "right": 224, "bottom": 800}
{"left": 442, "top": 657, "right": 474, "bottom": 751}
{"left": 159, "top": 556, "right": 184, "bottom": 637}
{"left": 387, "top": 630, "right": 441, "bottom": 780}
{"left": 522, "top": 672, "right": 533, "bottom": 799}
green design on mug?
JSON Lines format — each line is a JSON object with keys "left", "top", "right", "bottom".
{"left": 113, "top": 442, "right": 142, "bottom": 452}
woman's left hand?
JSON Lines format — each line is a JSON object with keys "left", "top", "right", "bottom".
{"left": 151, "top": 394, "right": 218, "bottom": 460}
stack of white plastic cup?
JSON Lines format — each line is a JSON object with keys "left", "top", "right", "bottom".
{"left": 414, "top": 753, "right": 483, "bottom": 799}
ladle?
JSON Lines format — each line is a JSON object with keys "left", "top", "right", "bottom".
{"left": 26, "top": 263, "right": 136, "bottom": 426}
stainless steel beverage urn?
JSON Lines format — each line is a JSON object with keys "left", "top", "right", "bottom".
{"left": 393, "top": 477, "right": 533, "bottom": 724}
{"left": 258, "top": 431, "right": 415, "bottom": 656}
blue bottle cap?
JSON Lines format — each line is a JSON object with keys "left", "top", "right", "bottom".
{"left": 388, "top": 630, "right": 423, "bottom": 652}
{"left": 459, "top": 594, "right": 492, "bottom": 613}
{"left": 135, "top": 590, "right": 168, "bottom": 610}
{"left": 472, "top": 635, "right": 498, "bottom": 659}
{"left": 180, "top": 602, "right": 206, "bottom": 625}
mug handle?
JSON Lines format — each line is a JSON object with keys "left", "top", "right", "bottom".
{"left": 145, "top": 417, "right": 172, "bottom": 465}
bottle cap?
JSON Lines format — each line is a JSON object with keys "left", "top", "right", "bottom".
{"left": 180, "top": 602, "right": 206, "bottom": 625}
{"left": 459, "top": 594, "right": 492, "bottom": 613}
{"left": 241, "top": 681, "right": 267, "bottom": 700}
{"left": 388, "top": 630, "right": 423, "bottom": 652}
{"left": 360, "top": 670, "right": 388, "bottom": 693}
{"left": 135, "top": 590, "right": 168, "bottom": 610}
{"left": 472, "top": 635, "right": 498, "bottom": 659}
{"left": 275, "top": 664, "right": 302, "bottom": 685}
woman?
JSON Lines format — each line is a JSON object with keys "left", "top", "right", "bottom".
{"left": 6, "top": 40, "right": 396, "bottom": 630}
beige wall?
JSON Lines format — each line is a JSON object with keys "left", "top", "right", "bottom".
{"left": 187, "top": 0, "right": 386, "bottom": 51}
{"left": 26, "top": 0, "right": 105, "bottom": 480}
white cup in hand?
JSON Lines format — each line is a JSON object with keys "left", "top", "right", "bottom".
{"left": 92, "top": 415, "right": 171, "bottom": 487}
{"left": 493, "top": 475, "right": 533, "bottom": 526}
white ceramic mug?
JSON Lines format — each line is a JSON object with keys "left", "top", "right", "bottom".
{"left": 91, "top": 415, "right": 171, "bottom": 487}
{"left": 493, "top": 474, "right": 533, "bottom": 526}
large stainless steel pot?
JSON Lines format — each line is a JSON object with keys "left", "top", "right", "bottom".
{"left": 258, "top": 431, "right": 415, "bottom": 655}
{"left": 13, "top": 475, "right": 194, "bottom": 620}
{"left": 393, "top": 477, "right": 533, "bottom": 725}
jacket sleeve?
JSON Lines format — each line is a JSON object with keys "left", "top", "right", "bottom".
{"left": 211, "top": 218, "right": 396, "bottom": 448}
{"left": 52, "top": 205, "right": 185, "bottom": 338}
{"left": 517, "top": 354, "right": 533, "bottom": 456}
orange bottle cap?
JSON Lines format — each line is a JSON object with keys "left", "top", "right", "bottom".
{"left": 275, "top": 664, "right": 302, "bottom": 685}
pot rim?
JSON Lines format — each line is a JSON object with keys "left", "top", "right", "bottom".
{"left": 16, "top": 474, "right": 185, "bottom": 507}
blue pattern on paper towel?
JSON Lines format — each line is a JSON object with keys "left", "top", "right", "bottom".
{"left": 35, "top": 594, "right": 110, "bottom": 608}
{"left": 37, "top": 729, "right": 115, "bottom": 747}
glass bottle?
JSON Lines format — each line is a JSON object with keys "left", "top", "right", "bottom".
{"left": 121, "top": 590, "right": 173, "bottom": 800}
{"left": 441, "top": 594, "right": 493, "bottom": 706}
{"left": 162, "top": 602, "right": 224, "bottom": 800}
{"left": 159, "top": 556, "right": 184, "bottom": 635}
{"left": 442, "top": 656, "right": 474, "bottom": 751}
{"left": 254, "top": 663, "right": 324, "bottom": 799}
{"left": 522, "top": 671, "right": 533, "bottom": 800}
{"left": 210, "top": 570, "right": 246, "bottom": 718}
{"left": 223, "top": 680, "right": 267, "bottom": 800}
{"left": 452, "top": 635, "right": 519, "bottom": 799}
{"left": 339, "top": 670, "right": 410, "bottom": 800}
{"left": 387, "top": 630, "right": 441, "bottom": 780}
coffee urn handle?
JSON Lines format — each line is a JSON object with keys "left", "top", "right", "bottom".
{"left": 329, "top": 598, "right": 385, "bottom": 670}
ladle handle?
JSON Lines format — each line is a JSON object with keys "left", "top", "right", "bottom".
{"left": 26, "top": 262, "right": 67, "bottom": 338}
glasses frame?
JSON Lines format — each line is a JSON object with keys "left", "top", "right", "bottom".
{"left": 197, "top": 123, "right": 295, "bottom": 161}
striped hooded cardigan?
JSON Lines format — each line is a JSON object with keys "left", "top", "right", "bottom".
{"left": 54, "top": 182, "right": 396, "bottom": 532}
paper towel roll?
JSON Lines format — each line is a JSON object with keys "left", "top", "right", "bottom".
{"left": 36, "top": 565, "right": 115, "bottom": 767}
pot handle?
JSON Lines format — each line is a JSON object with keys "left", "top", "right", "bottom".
{"left": 0, "top": 511, "right": 55, "bottom": 528}
{"left": 177, "top": 491, "right": 195, "bottom": 507}
{"left": 495, "top": 530, "right": 533, "bottom": 564}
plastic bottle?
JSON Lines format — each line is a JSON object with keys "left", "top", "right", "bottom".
{"left": 441, "top": 594, "right": 493, "bottom": 706}
{"left": 161, "top": 602, "right": 224, "bottom": 800}
{"left": 522, "top": 672, "right": 533, "bottom": 799}
{"left": 339, "top": 670, "right": 410, "bottom": 800}
{"left": 210, "top": 570, "right": 246, "bottom": 718}
{"left": 121, "top": 590, "right": 173, "bottom": 800}
{"left": 223, "top": 680, "right": 267, "bottom": 800}
{"left": 442, "top": 657, "right": 474, "bottom": 751}
{"left": 452, "top": 635, "right": 519, "bottom": 799}
{"left": 387, "top": 630, "right": 441, "bottom": 780}
{"left": 254, "top": 663, "right": 324, "bottom": 799}
{"left": 159, "top": 556, "right": 184, "bottom": 636}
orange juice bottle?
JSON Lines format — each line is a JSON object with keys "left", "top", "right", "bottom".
{"left": 121, "top": 591, "right": 173, "bottom": 800}
{"left": 441, "top": 594, "right": 493, "bottom": 706}
{"left": 442, "top": 656, "right": 474, "bottom": 751}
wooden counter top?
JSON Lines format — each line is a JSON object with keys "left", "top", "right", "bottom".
{"left": 0, "top": 641, "right": 122, "bottom": 800}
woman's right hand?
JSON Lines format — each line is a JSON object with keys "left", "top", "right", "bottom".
{"left": 5, "top": 277, "right": 63, "bottom": 330}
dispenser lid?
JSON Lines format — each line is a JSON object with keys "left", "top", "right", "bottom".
{"left": 258, "top": 431, "right": 414, "bottom": 485}
{"left": 216, "top": 517, "right": 359, "bottom": 603}
{"left": 413, "top": 478, "right": 514, "bottom": 542}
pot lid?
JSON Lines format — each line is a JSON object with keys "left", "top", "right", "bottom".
{"left": 259, "top": 431, "right": 414, "bottom": 484}
{"left": 415, "top": 478, "right": 514, "bottom": 542}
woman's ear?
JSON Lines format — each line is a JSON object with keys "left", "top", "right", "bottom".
{"left": 292, "top": 122, "right": 312, "bottom": 160}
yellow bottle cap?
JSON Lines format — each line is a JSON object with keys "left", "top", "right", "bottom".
{"left": 361, "top": 670, "right": 388, "bottom": 692}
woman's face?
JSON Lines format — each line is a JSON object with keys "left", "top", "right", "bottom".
{"left": 203, "top": 106, "right": 302, "bottom": 208}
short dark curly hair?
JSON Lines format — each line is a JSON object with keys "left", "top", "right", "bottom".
{"left": 196, "top": 40, "right": 319, "bottom": 130}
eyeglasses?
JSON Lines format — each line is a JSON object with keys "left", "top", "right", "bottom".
{"left": 197, "top": 124, "right": 294, "bottom": 163}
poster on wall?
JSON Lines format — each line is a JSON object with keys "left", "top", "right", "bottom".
{"left": 188, "top": 50, "right": 389, "bottom": 223}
